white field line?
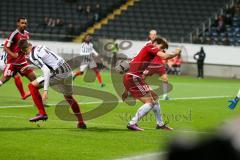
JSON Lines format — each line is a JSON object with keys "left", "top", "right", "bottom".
{"left": 169, "top": 95, "right": 230, "bottom": 100}
{"left": 0, "top": 95, "right": 231, "bottom": 109}
{"left": 115, "top": 152, "right": 167, "bottom": 160}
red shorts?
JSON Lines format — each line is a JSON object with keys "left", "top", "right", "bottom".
{"left": 123, "top": 74, "right": 152, "bottom": 98}
{"left": 144, "top": 64, "right": 166, "bottom": 76}
{"left": 3, "top": 63, "right": 33, "bottom": 77}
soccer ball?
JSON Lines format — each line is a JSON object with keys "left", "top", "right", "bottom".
{"left": 115, "top": 60, "right": 130, "bottom": 74}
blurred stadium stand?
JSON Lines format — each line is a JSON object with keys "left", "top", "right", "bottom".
{"left": 0, "top": 0, "right": 126, "bottom": 41}
{"left": 1, "top": 0, "right": 238, "bottom": 45}
{"left": 194, "top": 0, "right": 240, "bottom": 46}
{"left": 93, "top": 0, "right": 231, "bottom": 42}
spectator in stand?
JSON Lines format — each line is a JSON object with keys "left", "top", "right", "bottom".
{"left": 77, "top": 4, "right": 84, "bottom": 13}
{"left": 42, "top": 16, "right": 49, "bottom": 27}
{"left": 56, "top": 18, "right": 64, "bottom": 27}
{"left": 234, "top": 4, "right": 240, "bottom": 16}
{"left": 86, "top": 5, "right": 91, "bottom": 15}
{"left": 206, "top": 36, "right": 213, "bottom": 45}
{"left": 226, "top": 5, "right": 235, "bottom": 17}
{"left": 223, "top": 35, "right": 231, "bottom": 46}
{"left": 94, "top": 3, "right": 101, "bottom": 22}
{"left": 65, "top": 23, "right": 75, "bottom": 41}
{"left": 47, "top": 17, "right": 56, "bottom": 27}
{"left": 216, "top": 15, "right": 226, "bottom": 33}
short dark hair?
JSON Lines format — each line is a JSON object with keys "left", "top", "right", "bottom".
{"left": 83, "top": 33, "right": 92, "bottom": 42}
{"left": 18, "top": 39, "right": 29, "bottom": 49}
{"left": 153, "top": 37, "right": 169, "bottom": 49}
{"left": 17, "top": 17, "right": 27, "bottom": 22}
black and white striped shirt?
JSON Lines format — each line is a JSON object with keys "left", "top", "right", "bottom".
{"left": 29, "top": 45, "right": 71, "bottom": 91}
{"left": 79, "top": 42, "right": 98, "bottom": 63}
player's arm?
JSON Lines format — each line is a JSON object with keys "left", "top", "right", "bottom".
{"left": 4, "top": 34, "right": 18, "bottom": 58}
{"left": 40, "top": 64, "right": 51, "bottom": 102}
{"left": 40, "top": 64, "right": 51, "bottom": 92}
{"left": 92, "top": 47, "right": 99, "bottom": 57}
{"left": 4, "top": 46, "right": 18, "bottom": 59}
{"left": 157, "top": 48, "right": 181, "bottom": 60}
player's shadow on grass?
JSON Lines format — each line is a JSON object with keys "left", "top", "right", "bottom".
{"left": 69, "top": 127, "right": 128, "bottom": 132}
{"left": 0, "top": 127, "right": 44, "bottom": 132}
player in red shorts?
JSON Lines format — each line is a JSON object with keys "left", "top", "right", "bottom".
{"left": 0, "top": 17, "right": 36, "bottom": 99}
{"left": 144, "top": 30, "right": 171, "bottom": 100}
{"left": 143, "top": 49, "right": 170, "bottom": 99}
{"left": 122, "top": 37, "right": 181, "bottom": 131}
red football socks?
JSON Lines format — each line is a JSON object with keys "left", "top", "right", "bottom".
{"left": 64, "top": 95, "right": 84, "bottom": 125}
{"left": 28, "top": 83, "right": 46, "bottom": 115}
{"left": 74, "top": 71, "right": 82, "bottom": 77}
{"left": 93, "top": 68, "right": 102, "bottom": 84}
{"left": 14, "top": 75, "right": 26, "bottom": 98}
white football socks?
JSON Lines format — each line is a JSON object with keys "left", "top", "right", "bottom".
{"left": 0, "top": 81, "right": 2, "bottom": 86}
{"left": 129, "top": 103, "right": 154, "bottom": 125}
{"left": 162, "top": 82, "right": 168, "bottom": 99}
{"left": 152, "top": 103, "right": 164, "bottom": 126}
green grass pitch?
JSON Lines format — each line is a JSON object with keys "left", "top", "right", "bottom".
{"left": 0, "top": 70, "right": 240, "bottom": 160}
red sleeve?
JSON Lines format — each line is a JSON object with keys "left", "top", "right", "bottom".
{"left": 5, "top": 32, "right": 17, "bottom": 48}
{"left": 148, "top": 46, "right": 159, "bottom": 55}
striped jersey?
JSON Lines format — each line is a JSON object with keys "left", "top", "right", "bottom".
{"left": 29, "top": 45, "right": 66, "bottom": 71}
{"left": 79, "top": 42, "right": 98, "bottom": 62}
{"left": 29, "top": 45, "right": 71, "bottom": 91}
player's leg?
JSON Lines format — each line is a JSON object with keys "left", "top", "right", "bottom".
{"left": 63, "top": 94, "right": 86, "bottom": 129}
{"left": 228, "top": 89, "right": 240, "bottom": 109}
{"left": 0, "top": 75, "right": 11, "bottom": 86}
{"left": 56, "top": 74, "right": 86, "bottom": 128}
{"left": 160, "top": 74, "right": 169, "bottom": 100}
{"left": 127, "top": 94, "right": 155, "bottom": 131}
{"left": 73, "top": 70, "right": 84, "bottom": 80}
{"left": 25, "top": 71, "right": 37, "bottom": 82}
{"left": 149, "top": 90, "right": 173, "bottom": 130}
{"left": 12, "top": 74, "right": 30, "bottom": 100}
{"left": 90, "top": 59, "right": 104, "bottom": 87}
{"left": 28, "top": 77, "right": 47, "bottom": 122}
{"left": 0, "top": 63, "right": 14, "bottom": 86}
{"left": 73, "top": 63, "right": 87, "bottom": 80}
{"left": 123, "top": 75, "right": 153, "bottom": 131}
{"left": 15, "top": 64, "right": 36, "bottom": 100}
{"left": 92, "top": 67, "right": 104, "bottom": 87}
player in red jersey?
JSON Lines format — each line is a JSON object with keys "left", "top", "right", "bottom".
{"left": 147, "top": 29, "right": 157, "bottom": 44}
{"left": 122, "top": 38, "right": 181, "bottom": 131}
{"left": 144, "top": 30, "right": 170, "bottom": 100}
{"left": 0, "top": 17, "right": 36, "bottom": 99}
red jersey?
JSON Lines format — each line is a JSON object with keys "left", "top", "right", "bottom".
{"left": 128, "top": 44, "right": 159, "bottom": 76}
{"left": 4, "top": 29, "right": 30, "bottom": 65}
{"left": 150, "top": 52, "right": 165, "bottom": 65}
